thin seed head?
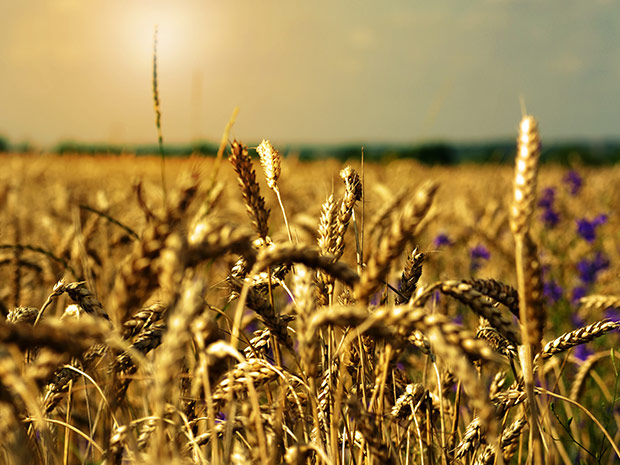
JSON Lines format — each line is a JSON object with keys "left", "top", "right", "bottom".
{"left": 256, "top": 139, "right": 281, "bottom": 191}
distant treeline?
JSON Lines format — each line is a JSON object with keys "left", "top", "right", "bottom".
{"left": 1, "top": 135, "right": 620, "bottom": 164}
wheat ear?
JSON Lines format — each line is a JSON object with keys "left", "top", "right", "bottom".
{"left": 257, "top": 139, "right": 293, "bottom": 243}
{"left": 316, "top": 194, "right": 338, "bottom": 305}
{"left": 332, "top": 166, "right": 362, "bottom": 261}
{"left": 229, "top": 140, "right": 270, "bottom": 240}
{"left": 509, "top": 114, "right": 544, "bottom": 464}
{"left": 579, "top": 294, "right": 620, "bottom": 312}
{"left": 395, "top": 248, "right": 425, "bottom": 305}
{"left": 538, "top": 319, "right": 619, "bottom": 360}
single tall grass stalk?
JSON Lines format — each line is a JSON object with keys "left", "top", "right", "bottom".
{"left": 152, "top": 25, "right": 166, "bottom": 204}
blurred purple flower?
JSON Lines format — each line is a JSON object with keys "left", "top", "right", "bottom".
{"left": 571, "top": 286, "right": 587, "bottom": 306}
{"left": 541, "top": 208, "right": 560, "bottom": 228}
{"left": 595, "top": 214, "right": 608, "bottom": 225}
{"left": 470, "top": 244, "right": 490, "bottom": 260}
{"left": 576, "top": 214, "right": 608, "bottom": 242}
{"left": 604, "top": 307, "right": 620, "bottom": 322}
{"left": 538, "top": 187, "right": 556, "bottom": 209}
{"left": 538, "top": 187, "right": 560, "bottom": 228}
{"left": 433, "top": 233, "right": 453, "bottom": 248}
{"left": 563, "top": 170, "right": 583, "bottom": 196}
{"left": 574, "top": 344, "right": 593, "bottom": 362}
{"left": 432, "top": 290, "right": 441, "bottom": 305}
{"left": 469, "top": 244, "right": 490, "bottom": 272}
{"left": 543, "top": 280, "right": 563, "bottom": 305}
{"left": 577, "top": 251, "right": 610, "bottom": 285}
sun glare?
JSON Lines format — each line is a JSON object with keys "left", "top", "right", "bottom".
{"left": 119, "top": 4, "right": 197, "bottom": 71}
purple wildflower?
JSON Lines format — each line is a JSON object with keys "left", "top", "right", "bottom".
{"left": 470, "top": 244, "right": 490, "bottom": 261}
{"left": 574, "top": 343, "right": 593, "bottom": 362}
{"left": 604, "top": 307, "right": 620, "bottom": 323}
{"left": 538, "top": 187, "right": 556, "bottom": 209}
{"left": 433, "top": 233, "right": 453, "bottom": 248}
{"left": 576, "top": 219, "right": 596, "bottom": 242}
{"left": 563, "top": 170, "right": 583, "bottom": 196}
{"left": 470, "top": 244, "right": 490, "bottom": 272}
{"left": 594, "top": 214, "right": 608, "bottom": 225}
{"left": 541, "top": 208, "right": 560, "bottom": 228}
{"left": 571, "top": 286, "right": 587, "bottom": 306}
{"left": 537, "top": 187, "right": 560, "bottom": 228}
{"left": 543, "top": 280, "right": 563, "bottom": 305}
{"left": 576, "top": 251, "right": 610, "bottom": 285}
{"left": 576, "top": 214, "right": 608, "bottom": 242}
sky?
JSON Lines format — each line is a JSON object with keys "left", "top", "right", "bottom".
{"left": 1, "top": 0, "right": 619, "bottom": 148}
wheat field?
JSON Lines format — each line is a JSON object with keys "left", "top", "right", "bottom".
{"left": 0, "top": 120, "right": 619, "bottom": 465}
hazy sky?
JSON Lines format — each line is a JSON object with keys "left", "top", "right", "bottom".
{"left": 1, "top": 1, "right": 619, "bottom": 147}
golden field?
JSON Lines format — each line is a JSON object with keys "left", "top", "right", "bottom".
{"left": 0, "top": 146, "right": 618, "bottom": 465}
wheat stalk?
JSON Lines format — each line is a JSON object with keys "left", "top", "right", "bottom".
{"left": 152, "top": 25, "right": 166, "bottom": 202}
{"left": 509, "top": 114, "right": 544, "bottom": 463}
